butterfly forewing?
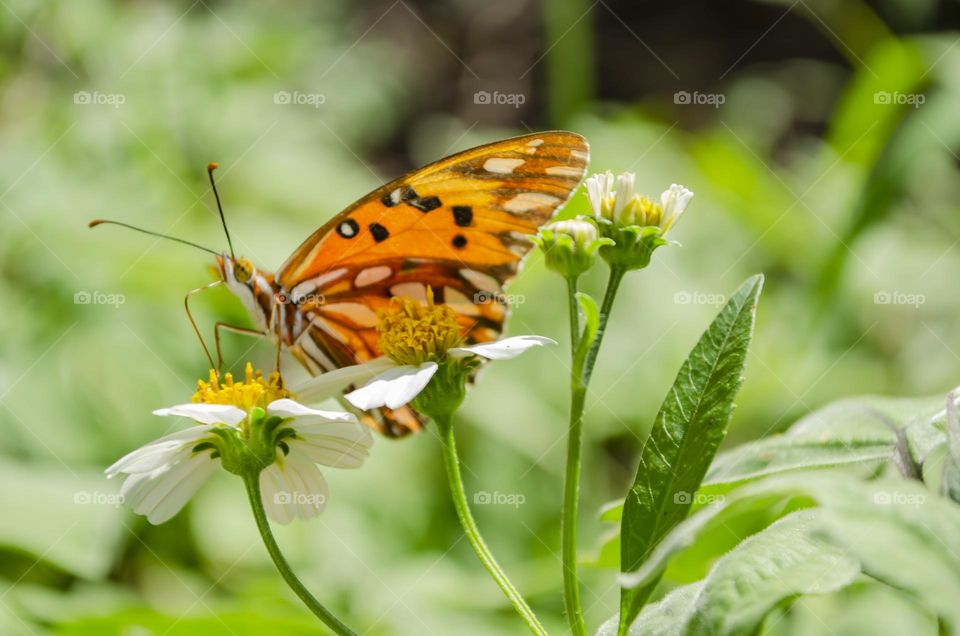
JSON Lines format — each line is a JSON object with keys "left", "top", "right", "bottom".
{"left": 280, "top": 131, "right": 589, "bottom": 436}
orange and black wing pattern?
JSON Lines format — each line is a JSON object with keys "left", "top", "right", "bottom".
{"left": 279, "top": 131, "right": 590, "bottom": 436}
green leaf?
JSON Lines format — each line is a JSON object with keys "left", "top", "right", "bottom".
{"left": 594, "top": 389, "right": 956, "bottom": 568}
{"left": 603, "top": 510, "right": 859, "bottom": 636}
{"left": 618, "top": 275, "right": 763, "bottom": 632}
{"left": 573, "top": 291, "right": 599, "bottom": 370}
{"left": 610, "top": 471, "right": 960, "bottom": 634}
{"left": 942, "top": 392, "right": 960, "bottom": 503}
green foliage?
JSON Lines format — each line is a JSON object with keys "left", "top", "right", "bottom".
{"left": 3, "top": 0, "right": 960, "bottom": 633}
{"left": 618, "top": 275, "right": 763, "bottom": 631}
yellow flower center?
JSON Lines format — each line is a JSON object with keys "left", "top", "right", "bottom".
{"left": 192, "top": 362, "right": 292, "bottom": 411}
{"left": 620, "top": 194, "right": 663, "bottom": 227}
{"left": 377, "top": 290, "right": 462, "bottom": 366}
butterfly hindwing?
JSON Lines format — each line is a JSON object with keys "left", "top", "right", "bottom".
{"left": 280, "top": 131, "right": 589, "bottom": 436}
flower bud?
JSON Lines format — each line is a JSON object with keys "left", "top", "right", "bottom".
{"left": 533, "top": 217, "right": 612, "bottom": 278}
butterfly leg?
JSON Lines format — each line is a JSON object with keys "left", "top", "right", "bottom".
{"left": 214, "top": 322, "right": 266, "bottom": 371}
{"left": 184, "top": 281, "right": 223, "bottom": 373}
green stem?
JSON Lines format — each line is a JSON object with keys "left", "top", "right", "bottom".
{"left": 584, "top": 265, "right": 627, "bottom": 385}
{"left": 561, "top": 264, "right": 627, "bottom": 636}
{"left": 562, "top": 276, "right": 588, "bottom": 636}
{"left": 242, "top": 473, "right": 358, "bottom": 636}
{"left": 436, "top": 416, "right": 548, "bottom": 636}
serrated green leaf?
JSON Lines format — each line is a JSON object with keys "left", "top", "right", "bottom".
{"left": 604, "top": 510, "right": 859, "bottom": 636}
{"left": 610, "top": 471, "right": 960, "bottom": 634}
{"left": 618, "top": 275, "right": 763, "bottom": 632}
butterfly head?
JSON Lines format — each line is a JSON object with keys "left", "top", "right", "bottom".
{"left": 216, "top": 254, "right": 256, "bottom": 285}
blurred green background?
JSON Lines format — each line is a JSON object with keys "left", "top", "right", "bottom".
{"left": 1, "top": 0, "right": 958, "bottom": 633}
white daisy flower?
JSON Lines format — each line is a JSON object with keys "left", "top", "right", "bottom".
{"left": 295, "top": 295, "right": 554, "bottom": 413}
{"left": 106, "top": 365, "right": 372, "bottom": 525}
{"left": 585, "top": 171, "right": 693, "bottom": 234}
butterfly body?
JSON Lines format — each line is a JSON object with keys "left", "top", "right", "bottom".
{"left": 216, "top": 131, "right": 590, "bottom": 436}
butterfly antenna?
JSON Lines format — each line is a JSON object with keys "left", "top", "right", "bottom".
{"left": 206, "top": 162, "right": 235, "bottom": 259}
{"left": 88, "top": 219, "right": 219, "bottom": 256}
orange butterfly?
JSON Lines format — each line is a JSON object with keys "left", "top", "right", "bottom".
{"left": 94, "top": 131, "right": 589, "bottom": 437}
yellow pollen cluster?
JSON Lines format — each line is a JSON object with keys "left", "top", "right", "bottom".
{"left": 377, "top": 290, "right": 462, "bottom": 366}
{"left": 192, "top": 362, "right": 292, "bottom": 410}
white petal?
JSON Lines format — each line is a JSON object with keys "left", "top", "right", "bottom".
{"left": 449, "top": 335, "right": 556, "bottom": 360}
{"left": 260, "top": 450, "right": 329, "bottom": 524}
{"left": 660, "top": 183, "right": 693, "bottom": 230}
{"left": 291, "top": 422, "right": 373, "bottom": 468}
{"left": 266, "top": 398, "right": 358, "bottom": 425}
{"left": 613, "top": 172, "right": 636, "bottom": 216}
{"left": 291, "top": 420, "right": 374, "bottom": 445}
{"left": 585, "top": 171, "right": 614, "bottom": 217}
{"left": 105, "top": 425, "right": 214, "bottom": 476}
{"left": 293, "top": 357, "right": 398, "bottom": 404}
{"left": 119, "top": 452, "right": 218, "bottom": 525}
{"left": 259, "top": 463, "right": 291, "bottom": 525}
{"left": 345, "top": 362, "right": 438, "bottom": 410}
{"left": 153, "top": 403, "right": 246, "bottom": 426}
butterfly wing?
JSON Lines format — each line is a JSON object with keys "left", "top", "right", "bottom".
{"left": 280, "top": 131, "right": 589, "bottom": 436}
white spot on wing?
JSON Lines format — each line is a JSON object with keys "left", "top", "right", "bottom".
{"left": 571, "top": 150, "right": 588, "bottom": 161}
{"left": 444, "top": 287, "right": 480, "bottom": 316}
{"left": 460, "top": 269, "right": 501, "bottom": 294}
{"left": 308, "top": 314, "right": 347, "bottom": 344}
{"left": 301, "top": 334, "right": 337, "bottom": 371}
{"left": 354, "top": 265, "right": 392, "bottom": 287}
{"left": 291, "top": 268, "right": 346, "bottom": 302}
{"left": 322, "top": 302, "right": 378, "bottom": 328}
{"left": 390, "top": 282, "right": 428, "bottom": 303}
{"left": 484, "top": 158, "right": 525, "bottom": 174}
{"left": 546, "top": 166, "right": 583, "bottom": 178}
{"left": 504, "top": 192, "right": 561, "bottom": 213}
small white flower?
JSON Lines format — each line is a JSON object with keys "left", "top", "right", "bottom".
{"left": 106, "top": 399, "right": 372, "bottom": 525}
{"left": 296, "top": 335, "right": 556, "bottom": 411}
{"left": 659, "top": 183, "right": 694, "bottom": 233}
{"left": 586, "top": 171, "right": 693, "bottom": 234}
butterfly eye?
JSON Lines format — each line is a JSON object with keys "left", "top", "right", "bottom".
{"left": 233, "top": 257, "right": 254, "bottom": 283}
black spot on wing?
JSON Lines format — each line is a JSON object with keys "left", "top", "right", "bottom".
{"left": 369, "top": 223, "right": 390, "bottom": 242}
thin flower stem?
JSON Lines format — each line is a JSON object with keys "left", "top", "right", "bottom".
{"left": 436, "top": 416, "right": 548, "bottom": 636}
{"left": 561, "top": 264, "right": 627, "bottom": 636}
{"left": 584, "top": 265, "right": 626, "bottom": 385}
{"left": 562, "top": 275, "right": 588, "bottom": 636}
{"left": 567, "top": 275, "right": 582, "bottom": 354}
{"left": 242, "top": 473, "right": 358, "bottom": 636}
